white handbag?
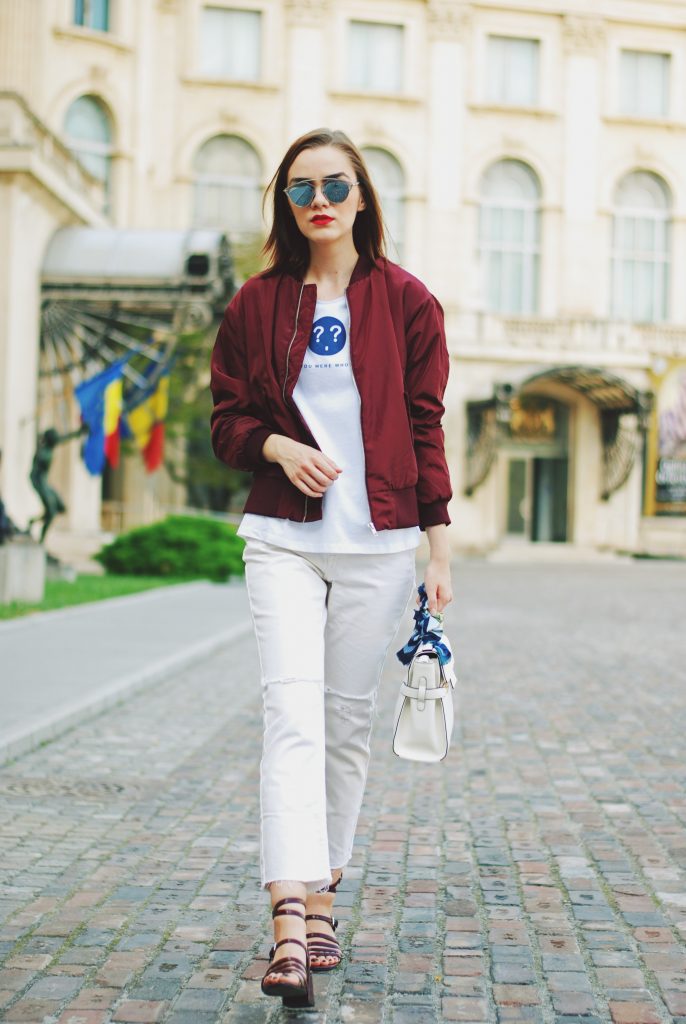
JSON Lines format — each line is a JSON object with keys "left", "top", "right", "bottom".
{"left": 392, "top": 643, "right": 456, "bottom": 761}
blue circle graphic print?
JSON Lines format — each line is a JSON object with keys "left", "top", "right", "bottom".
{"left": 309, "top": 316, "right": 346, "bottom": 355}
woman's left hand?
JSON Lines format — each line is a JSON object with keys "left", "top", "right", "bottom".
{"left": 420, "top": 523, "right": 453, "bottom": 616}
{"left": 422, "top": 558, "right": 453, "bottom": 616}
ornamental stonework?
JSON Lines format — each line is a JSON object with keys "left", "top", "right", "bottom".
{"left": 284, "top": 0, "right": 331, "bottom": 28}
{"left": 427, "top": 1, "right": 471, "bottom": 41}
{"left": 562, "top": 15, "right": 606, "bottom": 56}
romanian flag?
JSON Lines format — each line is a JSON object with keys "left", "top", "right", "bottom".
{"left": 74, "top": 360, "right": 127, "bottom": 475}
{"left": 123, "top": 371, "right": 170, "bottom": 473}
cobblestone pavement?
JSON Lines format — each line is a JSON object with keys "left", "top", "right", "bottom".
{"left": 1, "top": 561, "right": 685, "bottom": 1024}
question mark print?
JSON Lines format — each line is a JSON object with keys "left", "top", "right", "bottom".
{"left": 309, "top": 316, "right": 347, "bottom": 355}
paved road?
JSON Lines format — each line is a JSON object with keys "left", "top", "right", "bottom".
{"left": 0, "top": 561, "right": 685, "bottom": 1024}
{"left": 0, "top": 582, "right": 252, "bottom": 761}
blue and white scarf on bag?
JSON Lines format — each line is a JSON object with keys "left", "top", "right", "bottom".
{"left": 396, "top": 582, "right": 457, "bottom": 686}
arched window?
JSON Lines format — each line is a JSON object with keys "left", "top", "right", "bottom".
{"left": 192, "top": 135, "right": 262, "bottom": 237}
{"left": 479, "top": 159, "right": 541, "bottom": 314}
{"left": 63, "top": 95, "right": 113, "bottom": 209}
{"left": 361, "top": 146, "right": 405, "bottom": 261}
{"left": 611, "top": 170, "right": 671, "bottom": 322}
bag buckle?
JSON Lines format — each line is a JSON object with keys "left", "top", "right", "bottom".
{"left": 416, "top": 674, "right": 427, "bottom": 711}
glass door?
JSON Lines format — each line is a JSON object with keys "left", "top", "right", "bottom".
{"left": 532, "top": 457, "right": 568, "bottom": 542}
{"left": 506, "top": 458, "right": 529, "bottom": 535}
{"left": 507, "top": 456, "right": 568, "bottom": 541}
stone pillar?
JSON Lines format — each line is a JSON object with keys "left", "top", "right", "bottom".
{"left": 425, "top": 2, "right": 469, "bottom": 299}
{"left": 0, "top": 181, "right": 55, "bottom": 527}
{"left": 284, "top": 0, "right": 329, "bottom": 140}
{"left": 0, "top": 539, "right": 46, "bottom": 604}
{"left": 560, "top": 15, "right": 606, "bottom": 318}
{"left": 0, "top": 0, "right": 46, "bottom": 98}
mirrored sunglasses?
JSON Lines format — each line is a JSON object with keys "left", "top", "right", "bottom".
{"left": 284, "top": 178, "right": 359, "bottom": 207}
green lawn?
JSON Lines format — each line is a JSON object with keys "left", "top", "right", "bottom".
{"left": 0, "top": 574, "right": 189, "bottom": 621}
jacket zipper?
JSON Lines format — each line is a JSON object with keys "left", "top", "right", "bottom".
{"left": 283, "top": 280, "right": 305, "bottom": 403}
{"left": 282, "top": 281, "right": 310, "bottom": 522}
{"left": 345, "top": 291, "right": 377, "bottom": 534}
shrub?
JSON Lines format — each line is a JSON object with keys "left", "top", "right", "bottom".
{"left": 95, "top": 515, "right": 245, "bottom": 580}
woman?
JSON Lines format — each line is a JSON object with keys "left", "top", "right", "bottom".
{"left": 210, "top": 128, "right": 453, "bottom": 1008}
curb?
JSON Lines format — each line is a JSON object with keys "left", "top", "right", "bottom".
{"left": 0, "top": 619, "right": 252, "bottom": 766}
{"left": 0, "top": 579, "right": 230, "bottom": 634}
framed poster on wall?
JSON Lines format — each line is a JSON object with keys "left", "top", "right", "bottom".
{"left": 645, "top": 359, "right": 686, "bottom": 515}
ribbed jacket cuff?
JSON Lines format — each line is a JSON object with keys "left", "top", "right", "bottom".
{"left": 241, "top": 426, "right": 276, "bottom": 470}
{"left": 418, "top": 499, "right": 451, "bottom": 531}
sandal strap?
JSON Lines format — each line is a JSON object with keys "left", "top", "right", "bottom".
{"left": 264, "top": 956, "right": 307, "bottom": 981}
{"left": 309, "top": 943, "right": 341, "bottom": 955}
{"left": 274, "top": 897, "right": 307, "bottom": 921}
{"left": 307, "top": 931, "right": 339, "bottom": 942}
{"left": 272, "top": 936, "right": 307, "bottom": 954}
{"left": 327, "top": 873, "right": 343, "bottom": 892}
{"left": 306, "top": 913, "right": 336, "bottom": 926}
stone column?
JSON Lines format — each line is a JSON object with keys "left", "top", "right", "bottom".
{"left": 560, "top": 15, "right": 606, "bottom": 318}
{"left": 0, "top": 182, "right": 54, "bottom": 526}
{"left": 283, "top": 0, "right": 329, "bottom": 140}
{"left": 425, "top": 1, "right": 470, "bottom": 300}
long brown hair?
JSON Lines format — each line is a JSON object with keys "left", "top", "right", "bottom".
{"left": 261, "top": 128, "right": 386, "bottom": 277}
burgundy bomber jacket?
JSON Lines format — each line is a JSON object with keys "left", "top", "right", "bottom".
{"left": 210, "top": 253, "right": 453, "bottom": 532}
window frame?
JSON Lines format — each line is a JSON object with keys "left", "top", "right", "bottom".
{"left": 73, "top": 0, "right": 110, "bottom": 33}
{"left": 191, "top": 134, "right": 264, "bottom": 238}
{"left": 619, "top": 48, "right": 671, "bottom": 120}
{"left": 198, "top": 5, "right": 263, "bottom": 83}
{"left": 486, "top": 34, "right": 541, "bottom": 108}
{"left": 360, "top": 146, "right": 406, "bottom": 261}
{"left": 346, "top": 19, "right": 405, "bottom": 96}
{"left": 63, "top": 94, "right": 114, "bottom": 215}
{"left": 478, "top": 159, "right": 542, "bottom": 316}
{"left": 610, "top": 170, "right": 671, "bottom": 323}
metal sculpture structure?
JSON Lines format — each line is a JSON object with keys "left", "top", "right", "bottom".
{"left": 28, "top": 425, "right": 88, "bottom": 542}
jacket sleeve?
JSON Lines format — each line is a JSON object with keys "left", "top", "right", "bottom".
{"left": 209, "top": 294, "right": 275, "bottom": 473}
{"left": 404, "top": 290, "right": 453, "bottom": 530}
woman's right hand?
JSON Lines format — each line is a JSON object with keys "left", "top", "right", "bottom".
{"left": 262, "top": 435, "right": 342, "bottom": 498}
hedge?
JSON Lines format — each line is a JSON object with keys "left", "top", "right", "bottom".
{"left": 95, "top": 515, "right": 244, "bottom": 581}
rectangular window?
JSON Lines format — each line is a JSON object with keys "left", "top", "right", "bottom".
{"left": 620, "top": 50, "right": 670, "bottom": 118}
{"left": 486, "top": 35, "right": 540, "bottom": 107}
{"left": 199, "top": 7, "right": 261, "bottom": 81}
{"left": 348, "top": 21, "right": 404, "bottom": 94}
{"left": 74, "top": 0, "right": 110, "bottom": 32}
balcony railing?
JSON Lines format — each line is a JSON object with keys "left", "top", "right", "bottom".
{"left": 0, "top": 91, "right": 106, "bottom": 215}
{"left": 446, "top": 310, "right": 686, "bottom": 360}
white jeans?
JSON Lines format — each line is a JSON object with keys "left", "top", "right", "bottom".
{"left": 242, "top": 537, "right": 416, "bottom": 894}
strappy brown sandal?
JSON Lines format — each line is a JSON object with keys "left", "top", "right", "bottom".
{"left": 306, "top": 871, "right": 343, "bottom": 972}
{"left": 261, "top": 896, "right": 315, "bottom": 1007}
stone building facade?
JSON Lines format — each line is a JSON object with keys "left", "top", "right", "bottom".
{"left": 1, "top": 0, "right": 686, "bottom": 557}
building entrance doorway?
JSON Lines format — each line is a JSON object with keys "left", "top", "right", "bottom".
{"left": 507, "top": 456, "right": 568, "bottom": 541}
{"left": 503, "top": 395, "right": 570, "bottom": 543}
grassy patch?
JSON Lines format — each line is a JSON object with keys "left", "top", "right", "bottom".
{"left": 0, "top": 574, "right": 189, "bottom": 621}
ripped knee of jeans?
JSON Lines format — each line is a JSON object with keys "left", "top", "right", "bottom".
{"left": 263, "top": 676, "right": 324, "bottom": 686}
{"left": 325, "top": 687, "right": 376, "bottom": 721}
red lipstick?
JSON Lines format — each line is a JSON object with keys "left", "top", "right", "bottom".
{"left": 311, "top": 215, "right": 334, "bottom": 224}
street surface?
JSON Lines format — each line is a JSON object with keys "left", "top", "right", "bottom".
{"left": 0, "top": 561, "right": 685, "bottom": 1023}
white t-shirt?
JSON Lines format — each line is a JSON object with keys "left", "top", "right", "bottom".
{"left": 237, "top": 294, "right": 420, "bottom": 553}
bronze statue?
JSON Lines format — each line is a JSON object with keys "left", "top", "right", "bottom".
{"left": 28, "top": 425, "right": 87, "bottom": 543}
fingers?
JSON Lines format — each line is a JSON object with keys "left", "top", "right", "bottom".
{"left": 416, "top": 583, "right": 454, "bottom": 614}
{"left": 292, "top": 449, "right": 342, "bottom": 497}
{"left": 307, "top": 461, "right": 340, "bottom": 487}
{"left": 426, "top": 583, "right": 439, "bottom": 617}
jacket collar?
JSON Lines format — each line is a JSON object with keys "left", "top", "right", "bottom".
{"left": 286, "top": 252, "right": 378, "bottom": 286}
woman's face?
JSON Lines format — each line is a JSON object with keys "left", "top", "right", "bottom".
{"left": 285, "top": 144, "right": 365, "bottom": 248}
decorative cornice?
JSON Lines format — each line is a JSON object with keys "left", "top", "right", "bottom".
{"left": 284, "top": 0, "right": 331, "bottom": 28}
{"left": 562, "top": 15, "right": 606, "bottom": 56}
{"left": 427, "top": 1, "right": 471, "bottom": 42}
